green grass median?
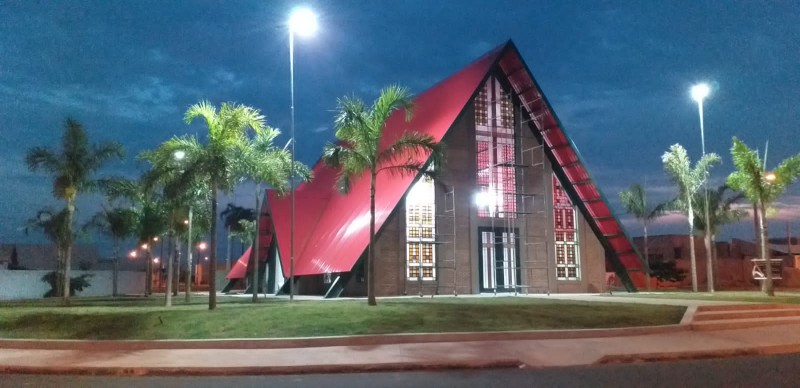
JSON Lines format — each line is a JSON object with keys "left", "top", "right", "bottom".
{"left": 0, "top": 296, "right": 686, "bottom": 340}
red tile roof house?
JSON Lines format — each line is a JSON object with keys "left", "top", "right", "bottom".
{"left": 224, "top": 40, "right": 644, "bottom": 297}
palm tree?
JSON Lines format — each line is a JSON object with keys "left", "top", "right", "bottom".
{"left": 661, "top": 144, "right": 720, "bottom": 292}
{"left": 727, "top": 137, "right": 800, "bottom": 296}
{"left": 220, "top": 204, "right": 255, "bottom": 262}
{"left": 85, "top": 207, "right": 137, "bottom": 296}
{"left": 25, "top": 118, "right": 124, "bottom": 304}
{"left": 619, "top": 184, "right": 669, "bottom": 291}
{"left": 691, "top": 185, "right": 746, "bottom": 287}
{"left": 322, "top": 85, "right": 445, "bottom": 306}
{"left": 142, "top": 101, "right": 303, "bottom": 310}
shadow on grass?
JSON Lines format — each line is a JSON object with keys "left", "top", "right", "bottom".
{"left": 0, "top": 311, "right": 151, "bottom": 340}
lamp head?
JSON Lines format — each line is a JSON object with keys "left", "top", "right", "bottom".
{"left": 174, "top": 150, "right": 186, "bottom": 160}
{"left": 691, "top": 83, "right": 710, "bottom": 103}
{"left": 765, "top": 172, "right": 777, "bottom": 183}
{"left": 289, "top": 7, "right": 318, "bottom": 37}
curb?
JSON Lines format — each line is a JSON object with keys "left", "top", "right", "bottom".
{"left": 0, "top": 359, "right": 524, "bottom": 377}
{"left": 0, "top": 324, "right": 688, "bottom": 351}
{"left": 594, "top": 343, "right": 800, "bottom": 365}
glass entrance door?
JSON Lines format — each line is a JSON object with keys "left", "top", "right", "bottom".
{"left": 479, "top": 227, "right": 519, "bottom": 292}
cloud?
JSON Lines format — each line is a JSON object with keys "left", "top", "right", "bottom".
{"left": 209, "top": 68, "right": 243, "bottom": 89}
{"left": 0, "top": 76, "right": 181, "bottom": 122}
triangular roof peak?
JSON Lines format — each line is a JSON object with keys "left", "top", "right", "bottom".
{"left": 264, "top": 39, "right": 643, "bottom": 290}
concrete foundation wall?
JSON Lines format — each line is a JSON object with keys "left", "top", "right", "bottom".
{"left": 0, "top": 270, "right": 145, "bottom": 300}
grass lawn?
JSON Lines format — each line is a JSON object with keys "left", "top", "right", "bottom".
{"left": 613, "top": 291, "right": 800, "bottom": 305}
{"left": 0, "top": 296, "right": 686, "bottom": 340}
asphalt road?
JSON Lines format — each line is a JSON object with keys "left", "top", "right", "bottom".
{"left": 3, "top": 353, "right": 799, "bottom": 387}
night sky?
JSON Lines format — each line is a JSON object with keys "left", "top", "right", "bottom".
{"left": 2, "top": 0, "right": 799, "bottom": 256}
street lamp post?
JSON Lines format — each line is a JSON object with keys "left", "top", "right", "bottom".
{"left": 288, "top": 7, "right": 317, "bottom": 302}
{"left": 691, "top": 83, "right": 714, "bottom": 293}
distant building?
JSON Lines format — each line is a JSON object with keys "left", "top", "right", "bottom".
{"left": 631, "top": 235, "right": 800, "bottom": 289}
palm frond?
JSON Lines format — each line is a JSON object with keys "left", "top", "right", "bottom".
{"left": 370, "top": 84, "right": 413, "bottom": 130}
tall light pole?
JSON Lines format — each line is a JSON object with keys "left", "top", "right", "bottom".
{"left": 691, "top": 83, "right": 714, "bottom": 293}
{"left": 173, "top": 149, "right": 194, "bottom": 303}
{"left": 288, "top": 7, "right": 317, "bottom": 302}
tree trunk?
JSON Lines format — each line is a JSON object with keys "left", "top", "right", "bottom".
{"left": 63, "top": 200, "right": 75, "bottom": 305}
{"left": 753, "top": 204, "right": 760, "bottom": 248}
{"left": 644, "top": 224, "right": 651, "bottom": 291}
{"left": 252, "top": 185, "right": 260, "bottom": 302}
{"left": 185, "top": 207, "right": 193, "bottom": 303}
{"left": 227, "top": 225, "right": 232, "bottom": 271}
{"left": 145, "top": 244, "right": 152, "bottom": 296}
{"left": 704, "top": 230, "right": 714, "bottom": 293}
{"left": 703, "top": 187, "right": 714, "bottom": 293}
{"left": 112, "top": 239, "right": 119, "bottom": 297}
{"left": 367, "top": 171, "right": 377, "bottom": 306}
{"left": 209, "top": 189, "right": 218, "bottom": 310}
{"left": 759, "top": 201, "right": 774, "bottom": 296}
{"left": 165, "top": 233, "right": 174, "bottom": 307}
{"left": 687, "top": 197, "right": 698, "bottom": 292}
{"left": 173, "top": 242, "right": 180, "bottom": 296}
{"left": 712, "top": 233, "right": 719, "bottom": 289}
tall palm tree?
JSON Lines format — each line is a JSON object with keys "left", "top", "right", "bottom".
{"left": 25, "top": 118, "right": 124, "bottom": 304}
{"left": 619, "top": 184, "right": 669, "bottom": 291}
{"left": 727, "top": 137, "right": 800, "bottom": 296}
{"left": 691, "top": 185, "right": 746, "bottom": 287}
{"left": 102, "top": 178, "right": 168, "bottom": 297}
{"left": 322, "top": 85, "right": 445, "bottom": 306}
{"left": 85, "top": 206, "right": 137, "bottom": 296}
{"left": 142, "top": 101, "right": 303, "bottom": 310}
{"left": 661, "top": 144, "right": 720, "bottom": 292}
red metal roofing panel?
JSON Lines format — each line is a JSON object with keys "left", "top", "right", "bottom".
{"left": 266, "top": 43, "right": 506, "bottom": 277}
{"left": 225, "top": 246, "right": 251, "bottom": 280}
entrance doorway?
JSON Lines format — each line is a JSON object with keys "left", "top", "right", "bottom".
{"left": 478, "top": 227, "right": 520, "bottom": 292}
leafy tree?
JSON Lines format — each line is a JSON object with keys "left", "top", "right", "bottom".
{"left": 619, "top": 184, "right": 669, "bottom": 291}
{"left": 220, "top": 204, "right": 255, "bottom": 262}
{"left": 24, "top": 208, "right": 73, "bottom": 296}
{"left": 727, "top": 137, "right": 800, "bottom": 296}
{"left": 41, "top": 271, "right": 94, "bottom": 297}
{"left": 85, "top": 206, "right": 137, "bottom": 296}
{"left": 322, "top": 85, "right": 445, "bottom": 306}
{"left": 25, "top": 118, "right": 124, "bottom": 304}
{"left": 661, "top": 144, "right": 720, "bottom": 292}
{"left": 649, "top": 260, "right": 687, "bottom": 283}
{"left": 141, "top": 101, "right": 305, "bottom": 309}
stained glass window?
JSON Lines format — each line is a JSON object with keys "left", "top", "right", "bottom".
{"left": 475, "top": 76, "right": 516, "bottom": 218}
{"left": 406, "top": 176, "right": 436, "bottom": 280}
{"left": 553, "top": 175, "right": 580, "bottom": 280}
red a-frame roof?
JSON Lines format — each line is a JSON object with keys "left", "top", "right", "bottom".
{"left": 264, "top": 40, "right": 643, "bottom": 289}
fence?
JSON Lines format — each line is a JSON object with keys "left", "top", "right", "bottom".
{"left": 0, "top": 270, "right": 145, "bottom": 300}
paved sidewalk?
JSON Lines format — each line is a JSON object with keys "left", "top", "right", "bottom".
{"left": 2, "top": 297, "right": 800, "bottom": 376}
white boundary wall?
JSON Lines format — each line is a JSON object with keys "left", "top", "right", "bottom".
{"left": 0, "top": 270, "right": 145, "bottom": 300}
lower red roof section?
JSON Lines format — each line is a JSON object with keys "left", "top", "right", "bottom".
{"left": 226, "top": 246, "right": 251, "bottom": 280}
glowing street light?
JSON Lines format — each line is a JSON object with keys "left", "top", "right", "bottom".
{"left": 287, "top": 6, "right": 318, "bottom": 302}
{"left": 128, "top": 250, "right": 137, "bottom": 259}
{"left": 765, "top": 172, "right": 777, "bottom": 182}
{"left": 173, "top": 150, "right": 186, "bottom": 160}
{"left": 197, "top": 241, "right": 208, "bottom": 251}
